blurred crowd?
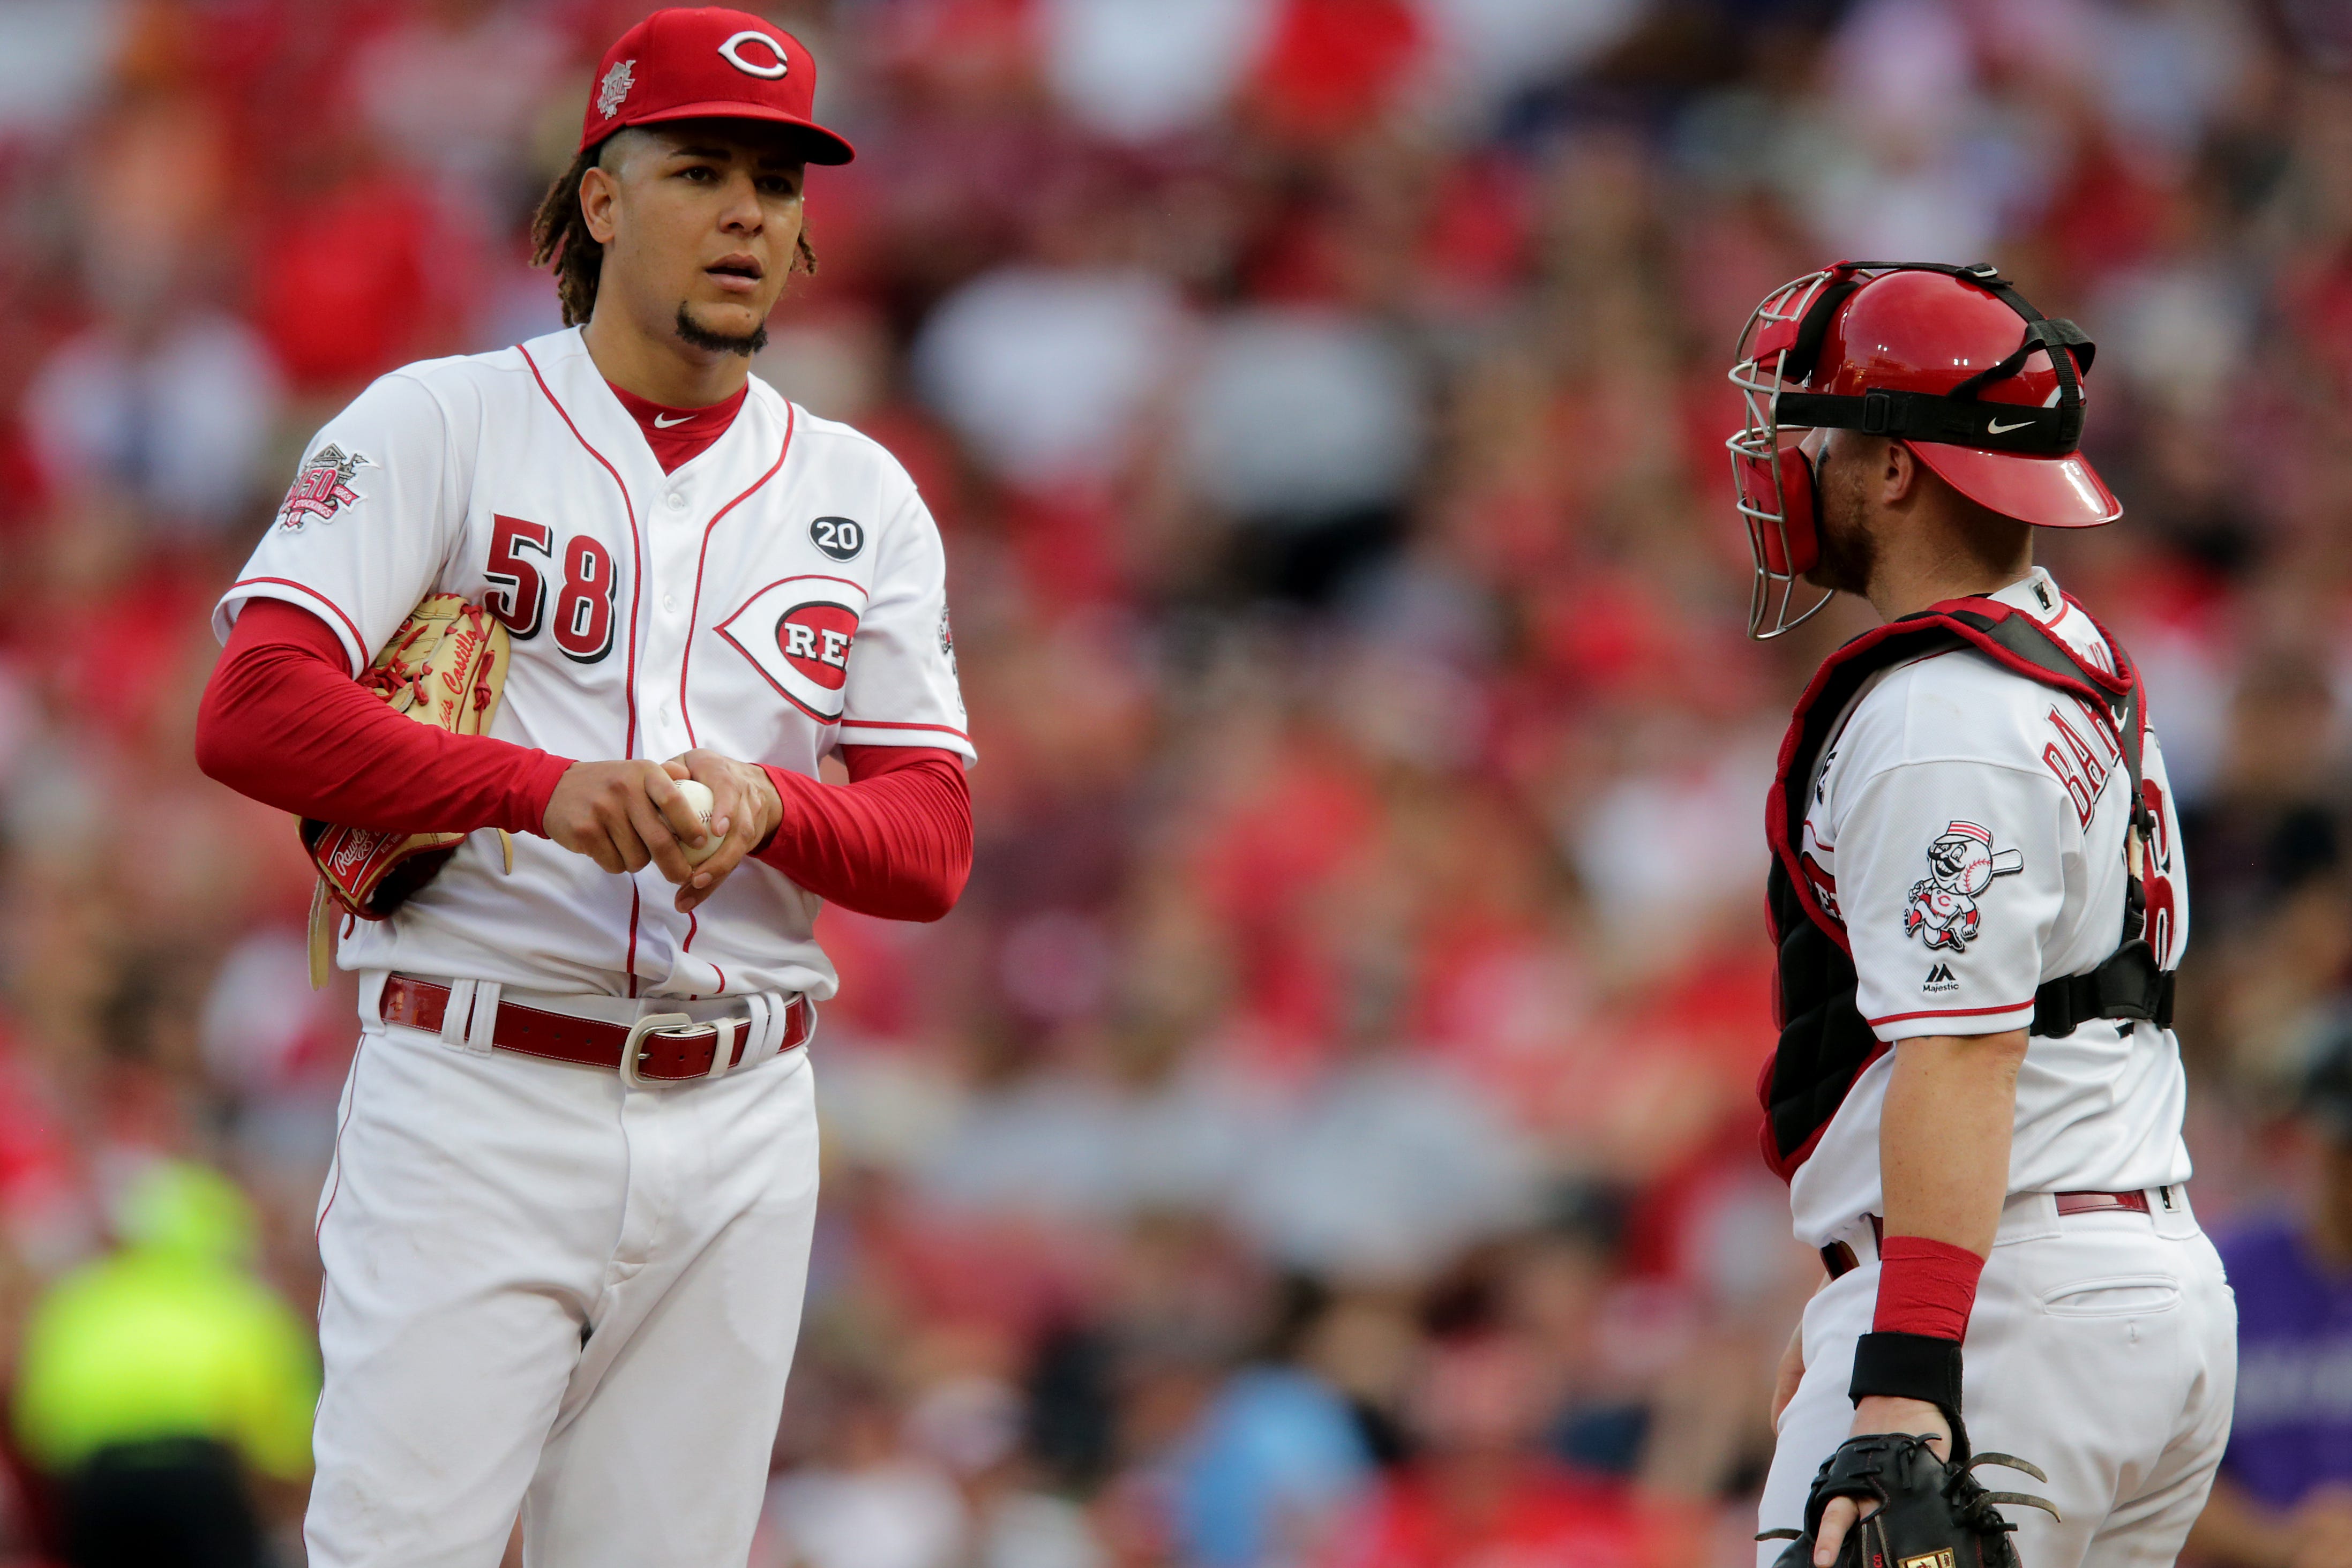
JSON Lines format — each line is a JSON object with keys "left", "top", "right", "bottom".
{"left": 0, "top": 0, "right": 2348, "bottom": 1562}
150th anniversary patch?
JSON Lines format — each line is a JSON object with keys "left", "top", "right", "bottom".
{"left": 277, "top": 444, "right": 373, "bottom": 531}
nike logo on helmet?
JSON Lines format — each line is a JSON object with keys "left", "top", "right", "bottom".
{"left": 1985, "top": 417, "right": 2033, "bottom": 435}
{"left": 653, "top": 412, "right": 693, "bottom": 428}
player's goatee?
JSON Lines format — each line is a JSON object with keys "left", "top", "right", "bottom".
{"left": 675, "top": 304, "right": 767, "bottom": 357}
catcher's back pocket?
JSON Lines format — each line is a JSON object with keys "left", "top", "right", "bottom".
{"left": 2039, "top": 1273, "right": 2181, "bottom": 1318}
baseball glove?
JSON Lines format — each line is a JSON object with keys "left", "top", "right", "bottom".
{"left": 1759, "top": 1435, "right": 2057, "bottom": 1568}
{"left": 302, "top": 594, "right": 513, "bottom": 988}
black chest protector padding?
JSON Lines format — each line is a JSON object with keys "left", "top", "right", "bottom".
{"left": 1759, "top": 597, "right": 2174, "bottom": 1179}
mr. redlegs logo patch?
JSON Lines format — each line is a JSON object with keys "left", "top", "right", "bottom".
{"left": 716, "top": 575, "right": 867, "bottom": 721}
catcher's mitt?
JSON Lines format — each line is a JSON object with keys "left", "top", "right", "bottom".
{"left": 1760, "top": 1434, "right": 2057, "bottom": 1568}
{"left": 303, "top": 594, "right": 513, "bottom": 987}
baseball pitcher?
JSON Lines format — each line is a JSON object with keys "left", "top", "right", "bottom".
{"left": 194, "top": 10, "right": 972, "bottom": 1564}
{"left": 1728, "top": 262, "right": 2235, "bottom": 1565}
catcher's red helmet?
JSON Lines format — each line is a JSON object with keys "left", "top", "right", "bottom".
{"left": 1727, "top": 261, "right": 2119, "bottom": 639}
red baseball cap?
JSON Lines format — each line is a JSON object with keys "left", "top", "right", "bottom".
{"left": 579, "top": 7, "right": 855, "bottom": 164}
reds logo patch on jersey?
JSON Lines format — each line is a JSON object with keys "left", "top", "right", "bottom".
{"left": 1902, "top": 820, "right": 2023, "bottom": 953}
{"left": 278, "top": 444, "right": 373, "bottom": 530}
{"left": 214, "top": 330, "right": 972, "bottom": 1002}
{"left": 716, "top": 577, "right": 867, "bottom": 722}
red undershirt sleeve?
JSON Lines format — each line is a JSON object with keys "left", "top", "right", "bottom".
{"left": 200, "top": 602, "right": 972, "bottom": 913}
{"left": 196, "top": 598, "right": 574, "bottom": 837}
{"left": 755, "top": 746, "right": 972, "bottom": 922}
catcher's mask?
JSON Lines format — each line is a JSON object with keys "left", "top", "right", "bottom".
{"left": 1727, "top": 260, "right": 2119, "bottom": 640}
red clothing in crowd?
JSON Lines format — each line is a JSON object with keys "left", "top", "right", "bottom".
{"left": 195, "top": 598, "right": 969, "bottom": 922}
{"left": 1328, "top": 1464, "right": 1668, "bottom": 1568}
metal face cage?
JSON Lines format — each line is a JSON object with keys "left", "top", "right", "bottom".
{"left": 1727, "top": 266, "right": 1843, "bottom": 641}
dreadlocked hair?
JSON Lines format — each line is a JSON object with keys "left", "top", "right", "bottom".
{"left": 530, "top": 140, "right": 820, "bottom": 328}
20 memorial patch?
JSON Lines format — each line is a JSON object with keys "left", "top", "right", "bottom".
{"left": 715, "top": 574, "right": 868, "bottom": 722}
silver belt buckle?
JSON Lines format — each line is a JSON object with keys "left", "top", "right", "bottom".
{"left": 620, "top": 1011, "right": 700, "bottom": 1087}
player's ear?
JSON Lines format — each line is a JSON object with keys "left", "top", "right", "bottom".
{"left": 580, "top": 162, "right": 620, "bottom": 246}
{"left": 1881, "top": 439, "right": 1924, "bottom": 507}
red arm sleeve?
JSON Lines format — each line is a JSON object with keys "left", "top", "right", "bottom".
{"left": 195, "top": 598, "right": 573, "bottom": 836}
{"left": 754, "top": 745, "right": 972, "bottom": 922}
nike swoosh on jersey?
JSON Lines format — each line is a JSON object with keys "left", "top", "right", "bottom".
{"left": 653, "top": 412, "right": 693, "bottom": 428}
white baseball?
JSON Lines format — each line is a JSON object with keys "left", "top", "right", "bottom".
{"left": 672, "top": 779, "right": 720, "bottom": 864}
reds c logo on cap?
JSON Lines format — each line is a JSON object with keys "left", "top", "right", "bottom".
{"left": 717, "top": 29, "right": 789, "bottom": 79}
{"left": 576, "top": 7, "right": 855, "bottom": 164}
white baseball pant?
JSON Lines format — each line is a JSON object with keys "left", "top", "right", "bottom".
{"left": 1759, "top": 1190, "right": 2236, "bottom": 1567}
{"left": 305, "top": 975, "right": 821, "bottom": 1567}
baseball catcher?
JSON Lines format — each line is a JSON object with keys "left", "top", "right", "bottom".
{"left": 1729, "top": 261, "right": 2233, "bottom": 1565}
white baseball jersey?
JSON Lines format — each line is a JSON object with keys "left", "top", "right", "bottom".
{"left": 214, "top": 326, "right": 972, "bottom": 1002}
{"left": 1786, "top": 566, "right": 2192, "bottom": 1249}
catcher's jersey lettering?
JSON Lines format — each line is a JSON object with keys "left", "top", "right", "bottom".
{"left": 1785, "top": 568, "right": 2191, "bottom": 1250}
{"left": 215, "top": 328, "right": 972, "bottom": 1000}
{"left": 2041, "top": 700, "right": 2118, "bottom": 825}
{"left": 2140, "top": 776, "right": 2182, "bottom": 968}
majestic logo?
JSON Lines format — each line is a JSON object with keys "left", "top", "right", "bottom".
{"left": 938, "top": 607, "right": 956, "bottom": 671}
{"left": 1904, "top": 821, "right": 2023, "bottom": 953}
{"left": 596, "top": 59, "right": 636, "bottom": 119}
{"left": 1923, "top": 962, "right": 1958, "bottom": 994}
{"left": 277, "top": 444, "right": 373, "bottom": 530}
{"left": 717, "top": 29, "right": 789, "bottom": 78}
{"left": 810, "top": 516, "right": 864, "bottom": 561}
{"left": 715, "top": 575, "right": 867, "bottom": 721}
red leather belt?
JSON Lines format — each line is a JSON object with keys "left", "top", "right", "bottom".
{"left": 1819, "top": 1189, "right": 2160, "bottom": 1280}
{"left": 2053, "top": 1189, "right": 2150, "bottom": 1217}
{"left": 380, "top": 975, "right": 807, "bottom": 1082}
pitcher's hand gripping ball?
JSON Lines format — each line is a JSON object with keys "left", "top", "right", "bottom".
{"left": 301, "top": 595, "right": 513, "bottom": 986}
{"left": 1760, "top": 1434, "right": 2056, "bottom": 1568}
{"left": 671, "top": 779, "right": 721, "bottom": 865}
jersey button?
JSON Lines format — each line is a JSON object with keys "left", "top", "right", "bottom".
{"left": 665, "top": 492, "right": 686, "bottom": 511}
{"left": 663, "top": 594, "right": 677, "bottom": 613}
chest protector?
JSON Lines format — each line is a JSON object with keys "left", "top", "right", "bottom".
{"left": 1759, "top": 596, "right": 2175, "bottom": 1179}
